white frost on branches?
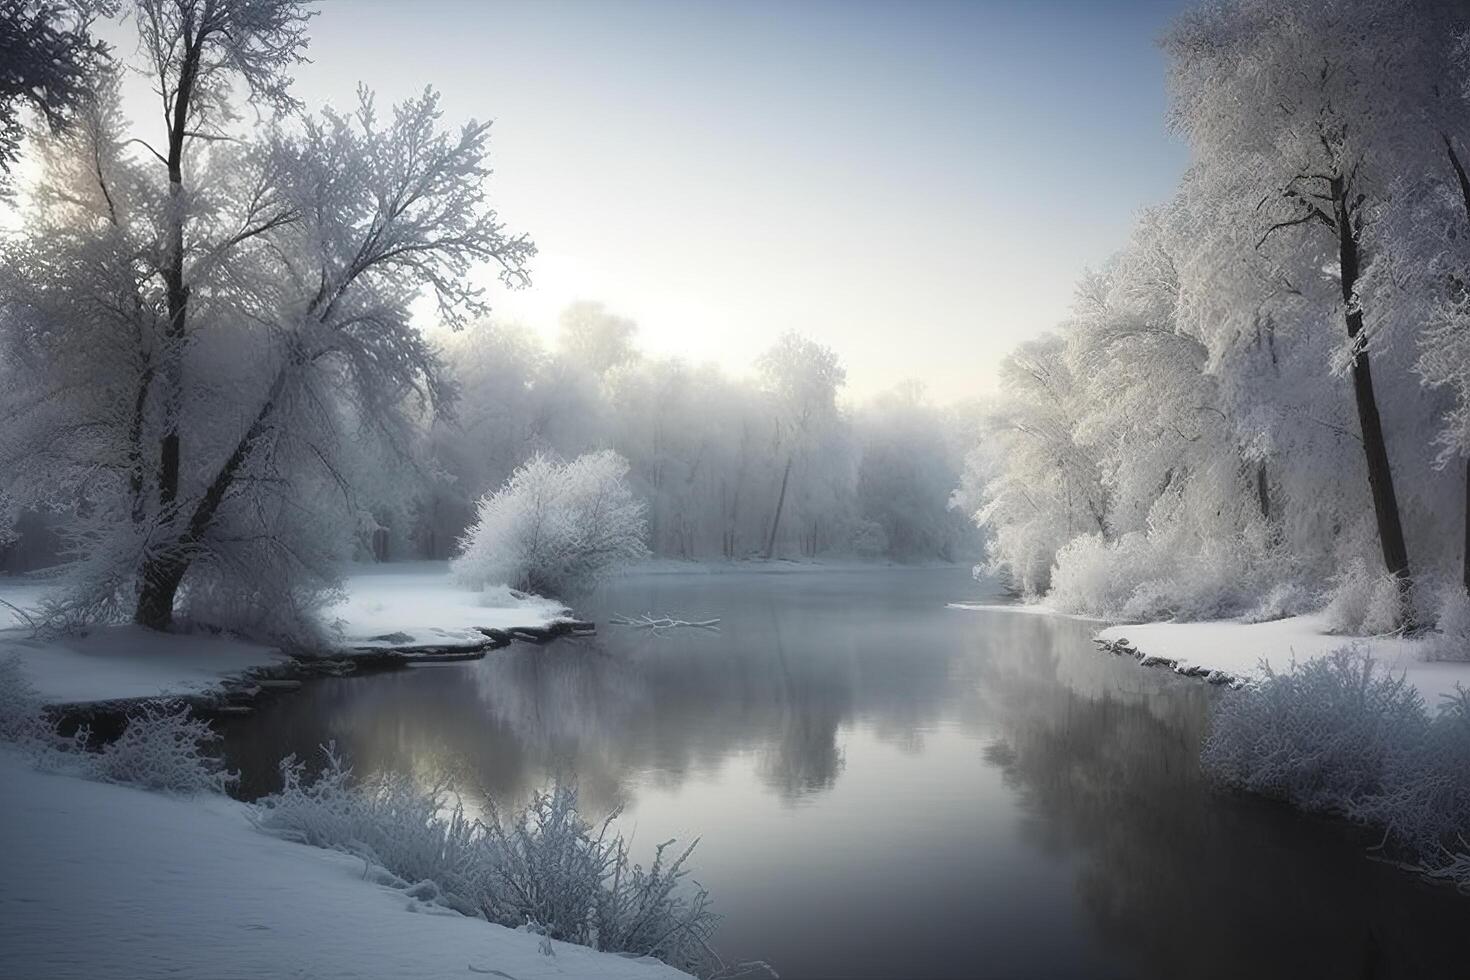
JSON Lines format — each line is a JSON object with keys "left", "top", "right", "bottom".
{"left": 0, "top": 4, "right": 533, "bottom": 641}
{"left": 252, "top": 746, "right": 723, "bottom": 975}
{"left": 452, "top": 451, "right": 649, "bottom": 598}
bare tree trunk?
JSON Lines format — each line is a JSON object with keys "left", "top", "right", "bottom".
{"left": 764, "top": 454, "right": 793, "bottom": 560}
{"left": 127, "top": 365, "right": 155, "bottom": 524}
{"left": 1332, "top": 176, "right": 1414, "bottom": 627}
{"left": 156, "top": 28, "right": 203, "bottom": 518}
{"left": 139, "top": 20, "right": 207, "bottom": 628}
{"left": 134, "top": 556, "right": 189, "bottom": 630}
{"left": 1255, "top": 461, "right": 1271, "bottom": 524}
{"left": 134, "top": 366, "right": 287, "bottom": 628}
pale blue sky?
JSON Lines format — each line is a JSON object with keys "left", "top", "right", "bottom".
{"left": 154, "top": 0, "right": 1196, "bottom": 398}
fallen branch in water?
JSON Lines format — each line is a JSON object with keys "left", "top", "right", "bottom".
{"left": 610, "top": 613, "right": 721, "bottom": 635}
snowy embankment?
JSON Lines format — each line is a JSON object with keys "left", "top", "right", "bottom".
{"left": 953, "top": 599, "right": 1470, "bottom": 701}
{"left": 1096, "top": 614, "right": 1470, "bottom": 703}
{"left": 322, "top": 561, "right": 569, "bottom": 652}
{"left": 0, "top": 624, "right": 289, "bottom": 707}
{"left": 0, "top": 749, "right": 688, "bottom": 980}
{"left": 0, "top": 562, "right": 566, "bottom": 706}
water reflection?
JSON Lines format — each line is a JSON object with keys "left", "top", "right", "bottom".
{"left": 220, "top": 568, "right": 1466, "bottom": 979}
{"left": 970, "top": 622, "right": 1464, "bottom": 980}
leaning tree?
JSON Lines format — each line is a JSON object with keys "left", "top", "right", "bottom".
{"left": 0, "top": 0, "right": 534, "bottom": 635}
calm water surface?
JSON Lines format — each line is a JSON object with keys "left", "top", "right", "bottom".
{"left": 220, "top": 567, "right": 1466, "bottom": 979}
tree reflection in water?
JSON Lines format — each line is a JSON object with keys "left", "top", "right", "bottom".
{"left": 220, "top": 568, "right": 1467, "bottom": 979}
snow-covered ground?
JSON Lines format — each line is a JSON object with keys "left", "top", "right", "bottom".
{"left": 0, "top": 625, "right": 288, "bottom": 706}
{"left": 323, "top": 561, "right": 567, "bottom": 650}
{"left": 1096, "top": 613, "right": 1470, "bottom": 704}
{"left": 0, "top": 749, "right": 688, "bottom": 980}
{"left": 0, "top": 562, "right": 567, "bottom": 705}
{"left": 951, "top": 598, "right": 1470, "bottom": 703}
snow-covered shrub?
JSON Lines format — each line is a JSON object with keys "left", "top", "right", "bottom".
{"left": 1203, "top": 650, "right": 1470, "bottom": 889}
{"left": 179, "top": 561, "right": 342, "bottom": 650}
{"left": 1323, "top": 559, "right": 1407, "bottom": 635}
{"left": 1043, "top": 533, "right": 1129, "bottom": 616}
{"left": 1048, "top": 531, "right": 1261, "bottom": 622}
{"left": 1353, "top": 688, "right": 1470, "bottom": 863}
{"left": 252, "top": 748, "right": 720, "bottom": 974}
{"left": 2, "top": 655, "right": 231, "bottom": 793}
{"left": 453, "top": 451, "right": 649, "bottom": 597}
{"left": 251, "top": 746, "right": 486, "bottom": 914}
{"left": 1241, "top": 580, "right": 1319, "bottom": 624}
{"left": 592, "top": 834, "right": 716, "bottom": 972}
{"left": 480, "top": 784, "right": 717, "bottom": 974}
{"left": 80, "top": 704, "right": 237, "bottom": 794}
{"left": 1201, "top": 648, "right": 1428, "bottom": 812}
{"left": 1425, "top": 582, "right": 1470, "bottom": 662}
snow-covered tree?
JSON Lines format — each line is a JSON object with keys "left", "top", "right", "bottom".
{"left": 962, "top": 0, "right": 1470, "bottom": 627}
{"left": 0, "top": 0, "right": 111, "bottom": 191}
{"left": 558, "top": 300, "right": 638, "bottom": 376}
{"left": 452, "top": 450, "right": 649, "bottom": 597}
{"left": 755, "top": 332, "right": 846, "bottom": 559}
{"left": 1162, "top": 0, "right": 1470, "bottom": 625}
{"left": 972, "top": 334, "right": 1108, "bottom": 595}
{"left": 0, "top": 2, "right": 534, "bottom": 638}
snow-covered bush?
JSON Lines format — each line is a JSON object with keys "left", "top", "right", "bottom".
{"left": 1202, "top": 648, "right": 1427, "bottom": 812}
{"left": 480, "top": 785, "right": 717, "bottom": 974}
{"left": 453, "top": 451, "right": 649, "bottom": 597}
{"left": 1425, "top": 582, "right": 1470, "bottom": 662}
{"left": 2, "top": 663, "right": 234, "bottom": 795}
{"left": 1048, "top": 530, "right": 1263, "bottom": 622}
{"left": 1353, "top": 689, "right": 1470, "bottom": 862}
{"left": 251, "top": 747, "right": 486, "bottom": 914}
{"left": 80, "top": 704, "right": 237, "bottom": 794}
{"left": 179, "top": 557, "right": 343, "bottom": 650}
{"left": 1241, "top": 580, "right": 1319, "bottom": 624}
{"left": 252, "top": 747, "right": 720, "bottom": 974}
{"left": 1323, "top": 560, "right": 1408, "bottom": 636}
{"left": 1203, "top": 649, "right": 1470, "bottom": 888}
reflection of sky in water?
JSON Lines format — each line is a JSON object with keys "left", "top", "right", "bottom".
{"left": 221, "top": 568, "right": 1468, "bottom": 979}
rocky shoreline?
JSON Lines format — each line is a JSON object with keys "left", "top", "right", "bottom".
{"left": 1093, "top": 635, "right": 1246, "bottom": 688}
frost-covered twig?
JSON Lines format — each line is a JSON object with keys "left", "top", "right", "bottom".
{"left": 610, "top": 613, "right": 721, "bottom": 635}
{"left": 254, "top": 752, "right": 724, "bottom": 974}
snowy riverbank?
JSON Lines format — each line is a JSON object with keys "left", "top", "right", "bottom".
{"left": 953, "top": 600, "right": 1470, "bottom": 702}
{"left": 322, "top": 560, "right": 569, "bottom": 651}
{"left": 0, "top": 748, "right": 689, "bottom": 980}
{"left": 0, "top": 562, "right": 566, "bottom": 706}
{"left": 1096, "top": 614, "right": 1470, "bottom": 703}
